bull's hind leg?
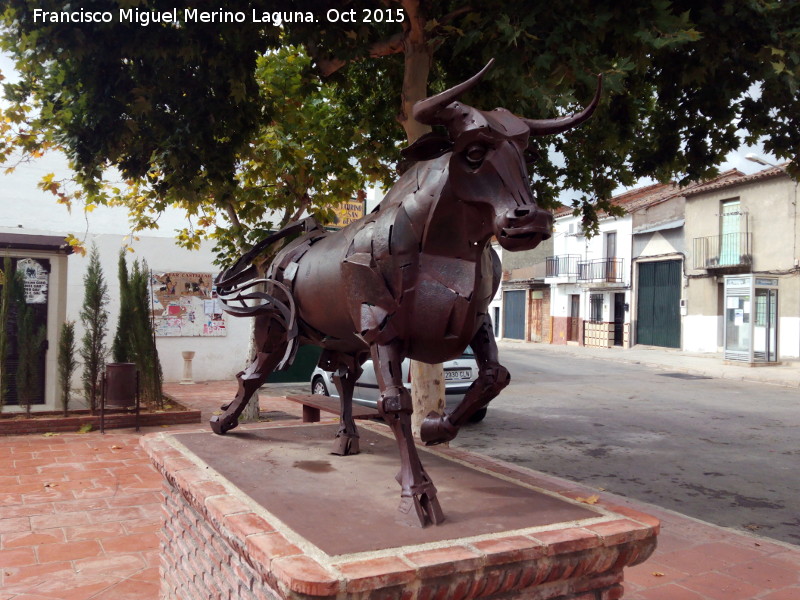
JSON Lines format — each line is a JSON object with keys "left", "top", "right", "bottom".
{"left": 372, "top": 342, "right": 444, "bottom": 527}
{"left": 210, "top": 314, "right": 288, "bottom": 435}
{"left": 318, "top": 351, "right": 364, "bottom": 456}
{"left": 420, "top": 313, "right": 510, "bottom": 445}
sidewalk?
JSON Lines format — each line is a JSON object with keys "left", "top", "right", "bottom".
{"left": 1, "top": 381, "right": 798, "bottom": 599}
{"left": 498, "top": 339, "right": 800, "bottom": 389}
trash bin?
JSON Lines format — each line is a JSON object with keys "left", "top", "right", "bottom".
{"left": 105, "top": 363, "right": 138, "bottom": 409}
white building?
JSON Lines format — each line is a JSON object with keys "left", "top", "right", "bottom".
{"left": 0, "top": 158, "right": 252, "bottom": 412}
{"left": 545, "top": 194, "right": 636, "bottom": 347}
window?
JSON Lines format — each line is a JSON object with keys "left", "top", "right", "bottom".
{"left": 720, "top": 199, "right": 741, "bottom": 266}
{"left": 590, "top": 294, "right": 603, "bottom": 322}
{"left": 605, "top": 231, "right": 617, "bottom": 258}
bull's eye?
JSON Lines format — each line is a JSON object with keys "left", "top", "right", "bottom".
{"left": 464, "top": 143, "right": 487, "bottom": 167}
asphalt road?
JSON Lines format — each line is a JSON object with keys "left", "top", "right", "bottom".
{"left": 451, "top": 344, "right": 800, "bottom": 545}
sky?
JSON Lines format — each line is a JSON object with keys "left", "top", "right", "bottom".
{"left": 0, "top": 50, "right": 781, "bottom": 238}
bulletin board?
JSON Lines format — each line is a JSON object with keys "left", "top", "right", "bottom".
{"left": 150, "top": 272, "right": 226, "bottom": 337}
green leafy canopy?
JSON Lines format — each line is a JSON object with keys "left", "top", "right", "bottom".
{"left": 1, "top": 0, "right": 798, "bottom": 245}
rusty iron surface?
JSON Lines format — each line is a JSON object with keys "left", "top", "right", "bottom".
{"left": 210, "top": 60, "right": 601, "bottom": 527}
{"left": 180, "top": 424, "right": 600, "bottom": 555}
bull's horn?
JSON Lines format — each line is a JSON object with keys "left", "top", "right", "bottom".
{"left": 413, "top": 59, "right": 495, "bottom": 125}
{"left": 523, "top": 74, "right": 603, "bottom": 136}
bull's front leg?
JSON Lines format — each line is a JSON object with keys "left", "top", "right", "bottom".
{"left": 420, "top": 313, "right": 510, "bottom": 445}
{"left": 371, "top": 342, "right": 445, "bottom": 527}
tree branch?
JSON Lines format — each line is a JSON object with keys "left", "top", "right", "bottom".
{"left": 310, "top": 30, "right": 406, "bottom": 77}
{"left": 225, "top": 201, "right": 241, "bottom": 228}
{"left": 286, "top": 194, "right": 311, "bottom": 225}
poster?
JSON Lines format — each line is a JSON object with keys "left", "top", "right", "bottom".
{"left": 17, "top": 258, "right": 49, "bottom": 304}
{"left": 150, "top": 272, "right": 226, "bottom": 336}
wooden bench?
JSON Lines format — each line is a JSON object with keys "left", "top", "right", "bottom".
{"left": 284, "top": 394, "right": 380, "bottom": 423}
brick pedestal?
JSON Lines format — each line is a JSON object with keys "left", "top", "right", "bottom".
{"left": 142, "top": 422, "right": 658, "bottom": 600}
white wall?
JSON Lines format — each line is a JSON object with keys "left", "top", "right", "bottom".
{"left": 64, "top": 233, "right": 253, "bottom": 384}
{"left": 488, "top": 242, "right": 503, "bottom": 337}
{"left": 683, "top": 314, "right": 721, "bottom": 353}
{"left": 779, "top": 317, "right": 800, "bottom": 360}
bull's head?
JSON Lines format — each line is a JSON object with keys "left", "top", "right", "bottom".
{"left": 402, "top": 59, "right": 602, "bottom": 251}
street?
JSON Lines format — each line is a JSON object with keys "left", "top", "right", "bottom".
{"left": 452, "top": 343, "right": 800, "bottom": 545}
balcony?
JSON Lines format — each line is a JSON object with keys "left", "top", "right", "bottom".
{"left": 577, "top": 258, "right": 624, "bottom": 284}
{"left": 545, "top": 255, "right": 580, "bottom": 281}
{"left": 693, "top": 233, "right": 752, "bottom": 272}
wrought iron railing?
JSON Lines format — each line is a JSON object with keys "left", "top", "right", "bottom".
{"left": 693, "top": 233, "right": 752, "bottom": 270}
{"left": 545, "top": 255, "right": 580, "bottom": 277}
{"left": 577, "top": 258, "right": 624, "bottom": 283}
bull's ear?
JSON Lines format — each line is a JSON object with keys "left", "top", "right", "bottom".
{"left": 400, "top": 132, "right": 453, "bottom": 162}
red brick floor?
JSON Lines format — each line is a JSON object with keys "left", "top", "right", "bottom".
{"left": 1, "top": 381, "right": 798, "bottom": 599}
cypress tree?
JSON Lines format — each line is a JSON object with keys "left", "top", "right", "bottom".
{"left": 130, "top": 259, "right": 163, "bottom": 409}
{"left": 16, "top": 300, "right": 46, "bottom": 417}
{"left": 113, "top": 253, "right": 163, "bottom": 410}
{"left": 112, "top": 249, "right": 132, "bottom": 363}
{"left": 0, "top": 257, "right": 12, "bottom": 411}
{"left": 79, "top": 245, "right": 109, "bottom": 413}
{"left": 0, "top": 261, "right": 30, "bottom": 412}
{"left": 57, "top": 321, "right": 78, "bottom": 416}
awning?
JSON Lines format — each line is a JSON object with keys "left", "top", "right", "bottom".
{"left": 632, "top": 218, "right": 685, "bottom": 235}
{"left": 0, "top": 232, "right": 74, "bottom": 254}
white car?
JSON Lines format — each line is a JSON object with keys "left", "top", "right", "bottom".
{"left": 310, "top": 347, "right": 487, "bottom": 422}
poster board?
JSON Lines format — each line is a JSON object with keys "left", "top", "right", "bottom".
{"left": 17, "top": 258, "right": 49, "bottom": 304}
{"left": 150, "top": 272, "right": 226, "bottom": 337}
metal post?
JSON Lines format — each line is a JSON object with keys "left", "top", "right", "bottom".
{"left": 135, "top": 369, "right": 140, "bottom": 433}
{"left": 100, "top": 371, "right": 106, "bottom": 435}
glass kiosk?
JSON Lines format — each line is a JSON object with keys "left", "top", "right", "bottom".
{"left": 724, "top": 275, "right": 778, "bottom": 363}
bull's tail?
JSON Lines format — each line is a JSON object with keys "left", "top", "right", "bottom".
{"left": 213, "top": 216, "right": 320, "bottom": 371}
{"left": 217, "top": 277, "right": 298, "bottom": 371}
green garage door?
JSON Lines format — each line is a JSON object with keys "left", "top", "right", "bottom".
{"left": 637, "top": 260, "right": 681, "bottom": 348}
{"left": 503, "top": 290, "right": 526, "bottom": 340}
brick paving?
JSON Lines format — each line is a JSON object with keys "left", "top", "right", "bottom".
{"left": 1, "top": 380, "right": 798, "bottom": 599}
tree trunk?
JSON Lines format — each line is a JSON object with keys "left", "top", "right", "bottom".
{"left": 410, "top": 360, "right": 445, "bottom": 435}
{"left": 399, "top": 0, "right": 445, "bottom": 439}
{"left": 239, "top": 318, "right": 261, "bottom": 423}
{"left": 398, "top": 0, "right": 433, "bottom": 145}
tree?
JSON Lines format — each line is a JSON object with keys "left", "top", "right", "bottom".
{"left": 57, "top": 320, "right": 77, "bottom": 416}
{"left": 2, "top": 1, "right": 799, "bottom": 424}
{"left": 79, "top": 245, "right": 109, "bottom": 413}
{"left": 2, "top": 2, "right": 798, "bottom": 236}
{"left": 112, "top": 249, "right": 132, "bottom": 363}
{"left": 129, "top": 259, "right": 163, "bottom": 409}
{"left": 112, "top": 251, "right": 163, "bottom": 408}
{"left": 0, "top": 257, "right": 14, "bottom": 411}
{"left": 0, "top": 258, "right": 26, "bottom": 411}
{"left": 15, "top": 287, "right": 46, "bottom": 417}
{"left": 0, "top": 20, "right": 394, "bottom": 263}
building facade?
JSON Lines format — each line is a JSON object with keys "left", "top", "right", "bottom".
{"left": 0, "top": 182, "right": 256, "bottom": 413}
{"left": 684, "top": 166, "right": 799, "bottom": 360}
{"left": 498, "top": 237, "right": 552, "bottom": 343}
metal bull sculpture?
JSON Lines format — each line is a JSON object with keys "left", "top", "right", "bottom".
{"left": 211, "top": 60, "right": 601, "bottom": 527}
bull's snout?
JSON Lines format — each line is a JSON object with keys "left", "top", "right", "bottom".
{"left": 497, "top": 206, "right": 553, "bottom": 251}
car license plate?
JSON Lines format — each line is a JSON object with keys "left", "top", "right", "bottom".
{"left": 445, "top": 369, "right": 471, "bottom": 381}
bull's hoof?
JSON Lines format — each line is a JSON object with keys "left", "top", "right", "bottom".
{"left": 331, "top": 434, "right": 360, "bottom": 456}
{"left": 396, "top": 494, "right": 445, "bottom": 527}
{"left": 420, "top": 412, "right": 458, "bottom": 446}
{"left": 210, "top": 414, "right": 238, "bottom": 435}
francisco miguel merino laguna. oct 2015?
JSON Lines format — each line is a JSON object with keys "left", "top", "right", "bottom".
{"left": 32, "top": 8, "right": 320, "bottom": 27}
